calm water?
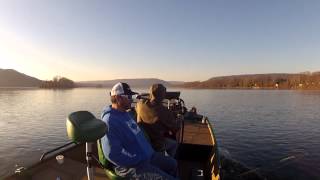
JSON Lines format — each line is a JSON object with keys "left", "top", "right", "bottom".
{"left": 0, "top": 88, "right": 320, "bottom": 179}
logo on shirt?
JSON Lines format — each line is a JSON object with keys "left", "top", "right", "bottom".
{"left": 126, "top": 119, "right": 141, "bottom": 135}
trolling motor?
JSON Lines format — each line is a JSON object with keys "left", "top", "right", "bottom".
{"left": 66, "top": 111, "right": 107, "bottom": 180}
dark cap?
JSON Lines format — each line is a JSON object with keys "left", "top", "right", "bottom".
{"left": 150, "top": 84, "right": 166, "bottom": 102}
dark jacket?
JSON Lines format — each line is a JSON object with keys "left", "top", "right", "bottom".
{"left": 136, "top": 84, "right": 180, "bottom": 151}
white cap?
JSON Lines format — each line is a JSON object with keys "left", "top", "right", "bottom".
{"left": 110, "top": 82, "right": 137, "bottom": 96}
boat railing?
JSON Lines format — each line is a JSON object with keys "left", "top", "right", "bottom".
{"left": 39, "top": 141, "right": 76, "bottom": 161}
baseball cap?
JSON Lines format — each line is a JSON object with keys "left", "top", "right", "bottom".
{"left": 150, "top": 83, "right": 166, "bottom": 102}
{"left": 110, "top": 82, "right": 138, "bottom": 96}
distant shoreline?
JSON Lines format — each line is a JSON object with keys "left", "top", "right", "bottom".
{"left": 173, "top": 86, "right": 320, "bottom": 90}
{"left": 1, "top": 86, "right": 320, "bottom": 91}
{"left": 2, "top": 68, "right": 320, "bottom": 90}
{"left": 0, "top": 87, "right": 39, "bottom": 89}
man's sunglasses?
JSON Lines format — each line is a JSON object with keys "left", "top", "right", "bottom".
{"left": 120, "top": 94, "right": 132, "bottom": 100}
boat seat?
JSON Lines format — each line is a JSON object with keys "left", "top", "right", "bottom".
{"left": 66, "top": 111, "right": 106, "bottom": 143}
{"left": 97, "top": 139, "right": 124, "bottom": 180}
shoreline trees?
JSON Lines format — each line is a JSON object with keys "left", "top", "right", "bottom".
{"left": 180, "top": 73, "right": 320, "bottom": 90}
{"left": 40, "top": 76, "right": 74, "bottom": 89}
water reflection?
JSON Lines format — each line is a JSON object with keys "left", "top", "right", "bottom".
{"left": 0, "top": 88, "right": 320, "bottom": 179}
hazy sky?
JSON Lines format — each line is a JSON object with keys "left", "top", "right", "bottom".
{"left": 0, "top": 0, "right": 320, "bottom": 81}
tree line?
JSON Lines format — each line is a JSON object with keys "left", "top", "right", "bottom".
{"left": 180, "top": 72, "right": 320, "bottom": 90}
{"left": 40, "top": 76, "right": 75, "bottom": 89}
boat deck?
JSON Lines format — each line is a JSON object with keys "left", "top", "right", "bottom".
{"left": 7, "top": 120, "right": 215, "bottom": 180}
{"left": 182, "top": 120, "right": 214, "bottom": 146}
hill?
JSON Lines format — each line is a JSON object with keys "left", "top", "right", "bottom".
{"left": 76, "top": 78, "right": 173, "bottom": 88}
{"left": 180, "top": 73, "right": 320, "bottom": 89}
{"left": 0, "top": 69, "right": 42, "bottom": 87}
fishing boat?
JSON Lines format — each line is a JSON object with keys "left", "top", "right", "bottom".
{"left": 4, "top": 91, "right": 262, "bottom": 180}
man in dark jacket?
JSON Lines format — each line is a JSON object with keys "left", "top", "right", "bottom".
{"left": 136, "top": 84, "right": 181, "bottom": 157}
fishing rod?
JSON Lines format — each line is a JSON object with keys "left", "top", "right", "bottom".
{"left": 237, "top": 152, "right": 306, "bottom": 178}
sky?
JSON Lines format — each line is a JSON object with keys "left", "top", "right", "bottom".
{"left": 0, "top": 0, "right": 320, "bottom": 81}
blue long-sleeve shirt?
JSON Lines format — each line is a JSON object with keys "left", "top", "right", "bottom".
{"left": 101, "top": 106, "right": 154, "bottom": 168}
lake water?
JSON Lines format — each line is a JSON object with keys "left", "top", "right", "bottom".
{"left": 0, "top": 88, "right": 319, "bottom": 179}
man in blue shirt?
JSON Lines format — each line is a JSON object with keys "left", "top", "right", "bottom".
{"left": 101, "top": 82, "right": 178, "bottom": 179}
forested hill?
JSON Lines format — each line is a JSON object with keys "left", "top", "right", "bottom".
{"left": 0, "top": 69, "right": 42, "bottom": 87}
{"left": 180, "top": 72, "right": 320, "bottom": 89}
{"left": 0, "top": 68, "right": 182, "bottom": 88}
